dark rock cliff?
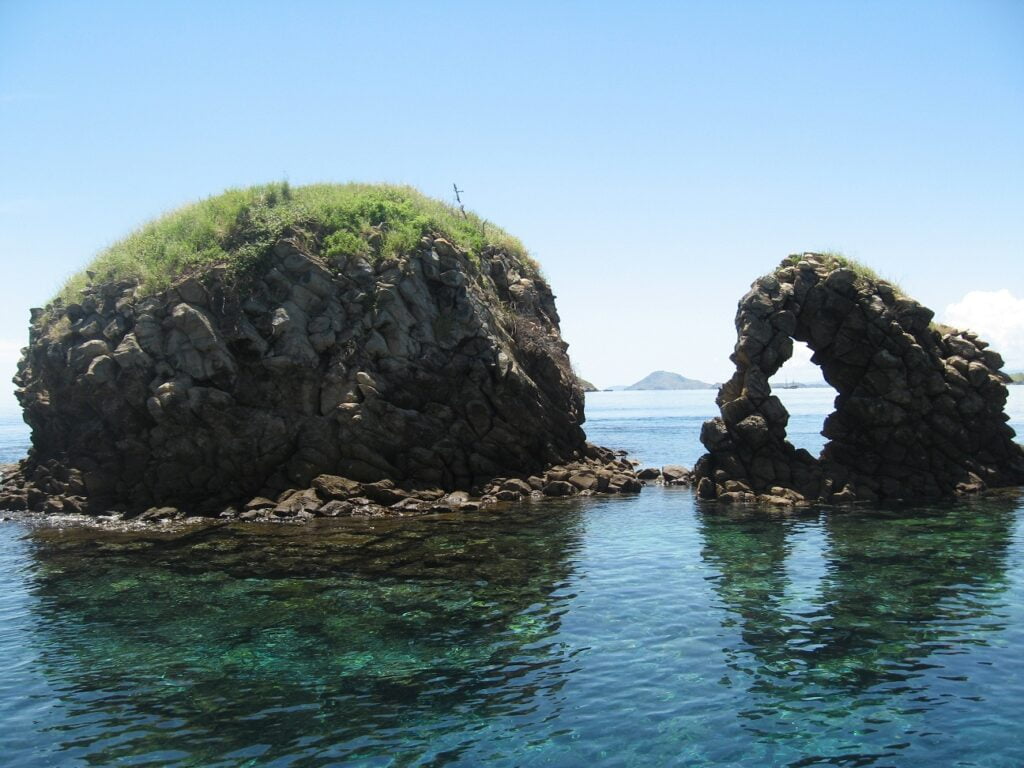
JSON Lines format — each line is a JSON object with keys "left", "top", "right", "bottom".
{"left": 6, "top": 232, "right": 597, "bottom": 516}
{"left": 694, "top": 253, "right": 1024, "bottom": 505}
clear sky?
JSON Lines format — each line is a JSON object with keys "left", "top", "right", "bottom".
{"left": 1, "top": 0, "right": 1022, "bottom": 404}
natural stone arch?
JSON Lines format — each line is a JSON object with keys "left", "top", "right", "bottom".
{"left": 694, "top": 253, "right": 1024, "bottom": 505}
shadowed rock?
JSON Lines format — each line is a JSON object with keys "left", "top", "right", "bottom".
{"left": 694, "top": 253, "right": 1024, "bottom": 505}
{"left": 4, "top": 226, "right": 613, "bottom": 516}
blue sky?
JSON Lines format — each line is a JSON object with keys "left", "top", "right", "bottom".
{"left": 1, "top": 0, "right": 1022, "bottom": 403}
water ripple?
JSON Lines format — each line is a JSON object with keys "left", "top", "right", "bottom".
{"left": 1, "top": 393, "right": 1024, "bottom": 765}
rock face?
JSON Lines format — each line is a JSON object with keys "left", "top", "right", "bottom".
{"left": 7, "top": 232, "right": 600, "bottom": 516}
{"left": 694, "top": 253, "right": 1024, "bottom": 505}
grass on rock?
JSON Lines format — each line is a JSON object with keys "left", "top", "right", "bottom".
{"left": 778, "top": 250, "right": 904, "bottom": 295}
{"left": 57, "top": 182, "right": 531, "bottom": 304}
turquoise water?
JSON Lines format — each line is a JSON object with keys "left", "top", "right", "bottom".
{"left": 1, "top": 390, "right": 1024, "bottom": 767}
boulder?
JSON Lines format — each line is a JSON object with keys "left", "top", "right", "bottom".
{"left": 661, "top": 464, "right": 691, "bottom": 484}
{"left": 312, "top": 474, "right": 363, "bottom": 500}
{"left": 500, "top": 478, "right": 534, "bottom": 495}
{"left": 318, "top": 500, "right": 354, "bottom": 517}
{"left": 542, "top": 480, "right": 576, "bottom": 497}
{"left": 567, "top": 473, "right": 599, "bottom": 491}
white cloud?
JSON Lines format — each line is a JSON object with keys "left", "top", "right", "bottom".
{"left": 943, "top": 290, "right": 1024, "bottom": 370}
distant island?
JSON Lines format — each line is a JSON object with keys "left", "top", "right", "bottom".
{"left": 606, "top": 370, "right": 714, "bottom": 391}
{"left": 1010, "top": 372, "right": 1023, "bottom": 385}
{"left": 577, "top": 377, "right": 598, "bottom": 392}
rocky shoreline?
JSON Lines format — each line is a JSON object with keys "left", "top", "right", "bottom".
{"left": 0, "top": 450, "right": 693, "bottom": 524}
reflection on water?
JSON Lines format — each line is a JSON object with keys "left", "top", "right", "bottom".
{"left": 14, "top": 508, "right": 586, "bottom": 766}
{"left": 701, "top": 501, "right": 1014, "bottom": 691}
{"left": 698, "top": 496, "right": 1022, "bottom": 765}
{"left": 2, "top": 389, "right": 1024, "bottom": 766}
{"left": 1, "top": 491, "right": 1022, "bottom": 767}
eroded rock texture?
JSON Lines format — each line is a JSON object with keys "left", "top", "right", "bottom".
{"left": 694, "top": 253, "right": 1024, "bottom": 505}
{"left": 7, "top": 234, "right": 596, "bottom": 515}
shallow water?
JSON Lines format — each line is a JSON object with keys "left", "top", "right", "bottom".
{"left": 2, "top": 390, "right": 1024, "bottom": 767}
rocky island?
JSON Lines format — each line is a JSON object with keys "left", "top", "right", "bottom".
{"left": 626, "top": 371, "right": 712, "bottom": 390}
{"left": 695, "top": 252, "right": 1024, "bottom": 505}
{"left": 0, "top": 183, "right": 641, "bottom": 521}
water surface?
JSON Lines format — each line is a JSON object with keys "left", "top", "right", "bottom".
{"left": 1, "top": 390, "right": 1023, "bottom": 767}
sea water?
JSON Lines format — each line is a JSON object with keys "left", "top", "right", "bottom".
{"left": 1, "top": 390, "right": 1023, "bottom": 767}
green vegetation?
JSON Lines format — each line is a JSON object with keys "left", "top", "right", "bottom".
{"left": 778, "top": 251, "right": 904, "bottom": 294}
{"left": 1010, "top": 372, "right": 1024, "bottom": 384}
{"left": 57, "top": 182, "right": 530, "bottom": 303}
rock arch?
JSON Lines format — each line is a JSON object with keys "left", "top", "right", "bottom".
{"left": 694, "top": 253, "right": 1024, "bottom": 504}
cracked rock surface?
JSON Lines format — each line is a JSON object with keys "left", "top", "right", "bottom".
{"left": 4, "top": 233, "right": 602, "bottom": 516}
{"left": 694, "top": 253, "right": 1024, "bottom": 505}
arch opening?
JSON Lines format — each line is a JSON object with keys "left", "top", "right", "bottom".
{"left": 769, "top": 340, "right": 833, "bottom": 458}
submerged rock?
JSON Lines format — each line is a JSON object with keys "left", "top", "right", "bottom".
{"left": 694, "top": 253, "right": 1024, "bottom": 505}
{"left": 3, "top": 185, "right": 641, "bottom": 518}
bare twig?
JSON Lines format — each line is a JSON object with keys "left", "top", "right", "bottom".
{"left": 453, "top": 183, "right": 467, "bottom": 218}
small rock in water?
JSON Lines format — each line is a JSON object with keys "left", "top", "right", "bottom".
{"left": 662, "top": 465, "right": 691, "bottom": 485}
{"left": 542, "top": 480, "right": 576, "bottom": 497}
